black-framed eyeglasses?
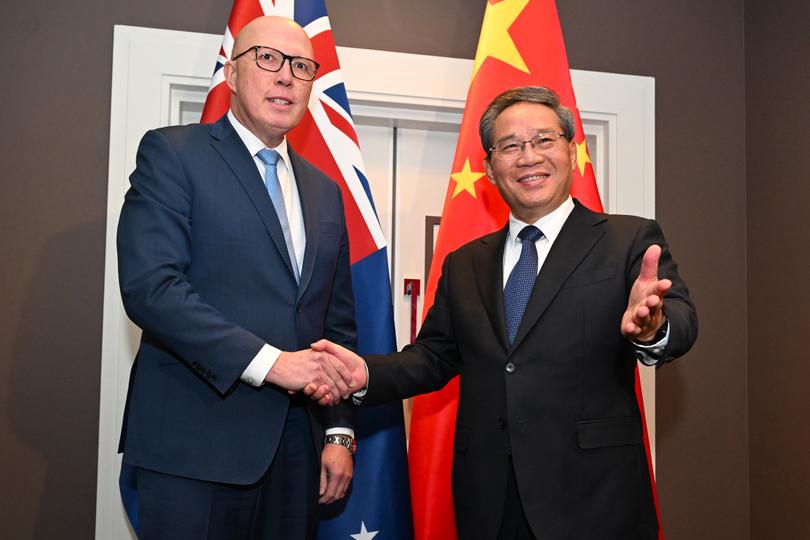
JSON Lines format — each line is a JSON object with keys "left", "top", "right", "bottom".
{"left": 489, "top": 131, "right": 569, "bottom": 159}
{"left": 232, "top": 45, "right": 320, "bottom": 81}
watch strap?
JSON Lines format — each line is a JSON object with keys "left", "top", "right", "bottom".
{"left": 324, "top": 433, "right": 356, "bottom": 455}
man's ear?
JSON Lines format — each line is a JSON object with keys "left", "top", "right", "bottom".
{"left": 569, "top": 139, "right": 578, "bottom": 172}
{"left": 224, "top": 61, "right": 237, "bottom": 93}
{"left": 484, "top": 156, "right": 496, "bottom": 185}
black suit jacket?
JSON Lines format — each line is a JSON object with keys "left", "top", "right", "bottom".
{"left": 364, "top": 201, "right": 697, "bottom": 539}
{"left": 117, "top": 115, "right": 357, "bottom": 485}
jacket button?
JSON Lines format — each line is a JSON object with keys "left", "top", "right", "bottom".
{"left": 296, "top": 304, "right": 303, "bottom": 314}
{"left": 497, "top": 418, "right": 506, "bottom": 430}
{"left": 505, "top": 362, "right": 516, "bottom": 374}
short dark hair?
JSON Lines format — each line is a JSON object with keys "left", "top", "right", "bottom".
{"left": 479, "top": 86, "right": 575, "bottom": 156}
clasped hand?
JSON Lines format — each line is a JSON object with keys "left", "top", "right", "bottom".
{"left": 264, "top": 344, "right": 367, "bottom": 406}
{"left": 309, "top": 340, "right": 368, "bottom": 405}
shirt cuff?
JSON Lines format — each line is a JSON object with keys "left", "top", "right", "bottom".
{"left": 351, "top": 361, "right": 369, "bottom": 405}
{"left": 632, "top": 319, "right": 670, "bottom": 366}
{"left": 325, "top": 427, "right": 355, "bottom": 438}
{"left": 240, "top": 344, "right": 281, "bottom": 387}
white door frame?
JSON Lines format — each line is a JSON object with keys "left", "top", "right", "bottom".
{"left": 97, "top": 25, "right": 655, "bottom": 539}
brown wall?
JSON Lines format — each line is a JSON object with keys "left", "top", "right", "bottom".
{"left": 0, "top": 4, "right": 232, "bottom": 538}
{"left": 559, "top": 3, "right": 751, "bottom": 537}
{"left": 0, "top": 0, "right": 795, "bottom": 538}
{"left": 747, "top": 1, "right": 810, "bottom": 538}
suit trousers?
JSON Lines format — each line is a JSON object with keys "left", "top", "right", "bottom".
{"left": 497, "top": 457, "right": 538, "bottom": 540}
{"left": 135, "top": 403, "right": 318, "bottom": 540}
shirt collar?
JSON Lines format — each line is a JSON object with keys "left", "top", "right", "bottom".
{"left": 227, "top": 110, "right": 291, "bottom": 167}
{"left": 507, "top": 196, "right": 575, "bottom": 244}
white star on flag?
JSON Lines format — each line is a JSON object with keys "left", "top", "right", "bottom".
{"left": 350, "top": 521, "right": 379, "bottom": 540}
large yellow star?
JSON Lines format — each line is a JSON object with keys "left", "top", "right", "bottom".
{"left": 576, "top": 139, "right": 593, "bottom": 176}
{"left": 451, "top": 158, "right": 485, "bottom": 199}
{"left": 471, "top": 0, "right": 531, "bottom": 79}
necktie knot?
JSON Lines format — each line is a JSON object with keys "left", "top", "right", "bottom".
{"left": 257, "top": 148, "right": 280, "bottom": 167}
{"left": 518, "top": 225, "right": 543, "bottom": 243}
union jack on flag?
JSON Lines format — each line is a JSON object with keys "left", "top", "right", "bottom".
{"left": 202, "top": 1, "right": 414, "bottom": 539}
{"left": 201, "top": 0, "right": 386, "bottom": 266}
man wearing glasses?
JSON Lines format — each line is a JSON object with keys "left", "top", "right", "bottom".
{"left": 314, "top": 86, "right": 698, "bottom": 540}
{"left": 117, "top": 16, "right": 358, "bottom": 539}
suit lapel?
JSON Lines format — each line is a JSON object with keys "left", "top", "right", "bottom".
{"left": 510, "top": 202, "right": 607, "bottom": 350}
{"left": 209, "top": 117, "right": 299, "bottom": 283}
{"left": 474, "top": 226, "right": 510, "bottom": 353}
{"left": 289, "top": 149, "right": 319, "bottom": 301}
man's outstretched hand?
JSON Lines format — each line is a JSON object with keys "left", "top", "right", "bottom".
{"left": 621, "top": 244, "right": 671, "bottom": 343}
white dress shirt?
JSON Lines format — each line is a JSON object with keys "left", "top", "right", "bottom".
{"left": 502, "top": 196, "right": 575, "bottom": 288}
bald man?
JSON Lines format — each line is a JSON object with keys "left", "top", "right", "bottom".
{"left": 117, "top": 16, "right": 358, "bottom": 539}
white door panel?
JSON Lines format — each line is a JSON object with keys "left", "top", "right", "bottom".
{"left": 392, "top": 128, "right": 459, "bottom": 350}
{"left": 354, "top": 124, "right": 394, "bottom": 268}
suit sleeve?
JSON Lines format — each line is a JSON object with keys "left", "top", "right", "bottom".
{"left": 321, "top": 192, "right": 358, "bottom": 430}
{"left": 117, "top": 129, "right": 265, "bottom": 395}
{"left": 629, "top": 219, "right": 698, "bottom": 362}
{"left": 322, "top": 192, "right": 357, "bottom": 352}
{"left": 363, "top": 254, "right": 463, "bottom": 404}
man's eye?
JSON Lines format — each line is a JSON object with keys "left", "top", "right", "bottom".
{"left": 259, "top": 53, "right": 273, "bottom": 61}
{"left": 500, "top": 143, "right": 520, "bottom": 153}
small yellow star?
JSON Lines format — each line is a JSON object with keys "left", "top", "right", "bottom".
{"left": 471, "top": 0, "right": 531, "bottom": 79}
{"left": 576, "top": 139, "right": 592, "bottom": 177}
{"left": 451, "top": 158, "right": 485, "bottom": 199}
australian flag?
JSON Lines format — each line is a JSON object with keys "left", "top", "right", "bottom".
{"left": 119, "top": 0, "right": 413, "bottom": 538}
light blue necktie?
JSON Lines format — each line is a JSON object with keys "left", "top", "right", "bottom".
{"left": 257, "top": 148, "right": 300, "bottom": 283}
{"left": 504, "top": 225, "right": 543, "bottom": 345}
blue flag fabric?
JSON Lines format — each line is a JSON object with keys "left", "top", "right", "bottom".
{"left": 318, "top": 249, "right": 414, "bottom": 539}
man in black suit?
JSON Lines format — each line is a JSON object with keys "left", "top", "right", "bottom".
{"left": 117, "top": 16, "right": 359, "bottom": 539}
{"left": 315, "top": 86, "right": 698, "bottom": 539}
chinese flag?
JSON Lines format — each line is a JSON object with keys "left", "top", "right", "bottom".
{"left": 406, "top": 1, "right": 662, "bottom": 539}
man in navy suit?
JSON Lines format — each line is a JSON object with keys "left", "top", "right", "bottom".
{"left": 117, "top": 16, "right": 359, "bottom": 539}
{"left": 314, "top": 86, "right": 698, "bottom": 539}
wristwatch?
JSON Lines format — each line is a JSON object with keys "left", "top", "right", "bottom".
{"left": 324, "top": 433, "right": 356, "bottom": 455}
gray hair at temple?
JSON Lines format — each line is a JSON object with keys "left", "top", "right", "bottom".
{"left": 479, "top": 86, "right": 576, "bottom": 156}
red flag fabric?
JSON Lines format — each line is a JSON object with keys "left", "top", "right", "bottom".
{"left": 406, "top": 1, "right": 662, "bottom": 538}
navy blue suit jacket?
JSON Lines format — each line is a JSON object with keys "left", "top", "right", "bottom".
{"left": 117, "top": 115, "right": 357, "bottom": 485}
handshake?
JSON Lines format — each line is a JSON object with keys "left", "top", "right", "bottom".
{"left": 264, "top": 339, "right": 368, "bottom": 406}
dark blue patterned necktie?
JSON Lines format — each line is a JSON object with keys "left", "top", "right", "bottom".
{"left": 504, "top": 225, "right": 543, "bottom": 345}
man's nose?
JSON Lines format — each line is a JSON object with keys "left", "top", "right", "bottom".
{"left": 274, "top": 58, "right": 294, "bottom": 84}
{"left": 516, "top": 145, "right": 544, "bottom": 166}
